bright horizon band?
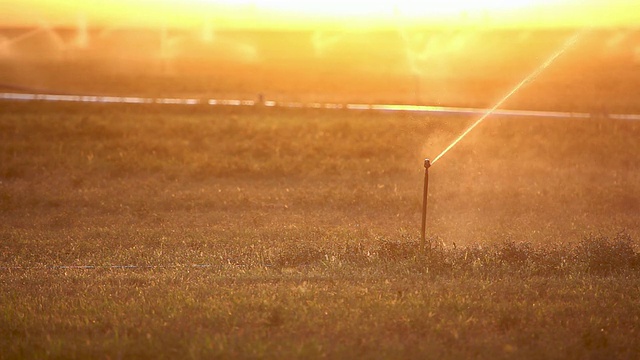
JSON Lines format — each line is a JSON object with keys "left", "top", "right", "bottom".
{"left": 1, "top": 1, "right": 639, "bottom": 29}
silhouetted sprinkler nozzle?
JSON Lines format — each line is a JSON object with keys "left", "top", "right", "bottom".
{"left": 421, "top": 159, "right": 431, "bottom": 252}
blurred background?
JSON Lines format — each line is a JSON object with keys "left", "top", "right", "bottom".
{"left": 1, "top": 1, "right": 639, "bottom": 111}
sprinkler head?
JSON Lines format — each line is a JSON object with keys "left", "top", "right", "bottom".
{"left": 424, "top": 159, "right": 431, "bottom": 169}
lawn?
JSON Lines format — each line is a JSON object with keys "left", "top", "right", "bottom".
{"left": 1, "top": 101, "right": 639, "bottom": 358}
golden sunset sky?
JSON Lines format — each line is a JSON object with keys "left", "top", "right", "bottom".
{"left": 1, "top": 0, "right": 639, "bottom": 29}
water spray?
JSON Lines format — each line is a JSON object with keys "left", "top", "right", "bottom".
{"left": 431, "top": 29, "right": 586, "bottom": 165}
{"left": 420, "top": 29, "right": 587, "bottom": 245}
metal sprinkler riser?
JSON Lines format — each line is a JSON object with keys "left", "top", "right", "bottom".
{"left": 421, "top": 158, "right": 431, "bottom": 252}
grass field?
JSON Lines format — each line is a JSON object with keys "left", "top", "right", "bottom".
{"left": 1, "top": 100, "right": 639, "bottom": 358}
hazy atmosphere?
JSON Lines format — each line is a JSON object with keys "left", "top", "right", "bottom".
{"left": 3, "top": 0, "right": 640, "bottom": 28}
{"left": 1, "top": 1, "right": 640, "bottom": 359}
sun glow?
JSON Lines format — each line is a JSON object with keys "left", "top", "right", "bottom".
{"left": 2, "top": 0, "right": 640, "bottom": 29}
{"left": 251, "top": 0, "right": 545, "bottom": 17}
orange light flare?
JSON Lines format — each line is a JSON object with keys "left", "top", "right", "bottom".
{"left": 2, "top": 0, "right": 638, "bottom": 105}
{"left": 2, "top": 1, "right": 639, "bottom": 29}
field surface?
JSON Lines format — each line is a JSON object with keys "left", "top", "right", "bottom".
{"left": 1, "top": 100, "right": 639, "bottom": 358}
{"left": 2, "top": 26, "right": 640, "bottom": 359}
